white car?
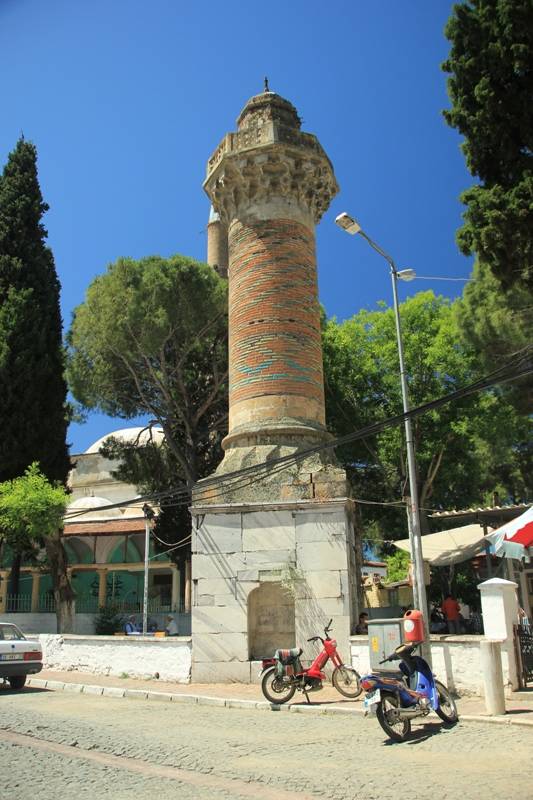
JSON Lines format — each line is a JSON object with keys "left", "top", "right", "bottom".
{"left": 0, "top": 622, "right": 43, "bottom": 689}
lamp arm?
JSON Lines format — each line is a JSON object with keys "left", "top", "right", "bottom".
{"left": 358, "top": 230, "right": 397, "bottom": 274}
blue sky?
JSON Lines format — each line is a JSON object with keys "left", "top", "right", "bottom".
{"left": 0, "top": 0, "right": 472, "bottom": 454}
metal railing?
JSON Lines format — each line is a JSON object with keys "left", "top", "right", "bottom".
{"left": 3, "top": 594, "right": 186, "bottom": 615}
{"left": 5, "top": 594, "right": 57, "bottom": 613}
{"left": 6, "top": 594, "right": 32, "bottom": 612}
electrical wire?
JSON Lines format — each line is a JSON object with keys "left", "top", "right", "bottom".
{"left": 64, "top": 346, "right": 533, "bottom": 519}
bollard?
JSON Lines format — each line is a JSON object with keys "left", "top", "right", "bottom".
{"left": 480, "top": 640, "right": 506, "bottom": 715}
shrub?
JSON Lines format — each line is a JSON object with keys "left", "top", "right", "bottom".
{"left": 94, "top": 604, "right": 125, "bottom": 635}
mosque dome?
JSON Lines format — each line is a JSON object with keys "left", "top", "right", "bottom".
{"left": 85, "top": 426, "right": 164, "bottom": 454}
{"left": 66, "top": 495, "right": 123, "bottom": 521}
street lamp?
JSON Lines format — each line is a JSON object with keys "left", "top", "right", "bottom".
{"left": 142, "top": 503, "right": 155, "bottom": 635}
{"left": 335, "top": 211, "right": 430, "bottom": 643}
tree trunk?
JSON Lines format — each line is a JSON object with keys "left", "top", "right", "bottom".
{"left": 45, "top": 531, "right": 75, "bottom": 633}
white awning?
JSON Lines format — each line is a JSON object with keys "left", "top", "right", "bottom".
{"left": 394, "top": 524, "right": 488, "bottom": 567}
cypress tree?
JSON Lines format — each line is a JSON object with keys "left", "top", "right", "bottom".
{"left": 0, "top": 139, "right": 74, "bottom": 629}
{"left": 442, "top": 0, "right": 533, "bottom": 291}
{"left": 0, "top": 138, "right": 70, "bottom": 485}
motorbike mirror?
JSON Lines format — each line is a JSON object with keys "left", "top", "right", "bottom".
{"left": 325, "top": 618, "right": 333, "bottom": 631}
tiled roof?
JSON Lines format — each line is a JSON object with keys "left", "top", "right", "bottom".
{"left": 63, "top": 518, "right": 146, "bottom": 535}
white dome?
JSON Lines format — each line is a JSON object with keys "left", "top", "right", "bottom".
{"left": 120, "top": 503, "right": 146, "bottom": 518}
{"left": 66, "top": 495, "right": 123, "bottom": 521}
{"left": 85, "top": 426, "right": 164, "bottom": 454}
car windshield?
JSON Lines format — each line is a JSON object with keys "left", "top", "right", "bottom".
{"left": 0, "top": 624, "right": 25, "bottom": 641}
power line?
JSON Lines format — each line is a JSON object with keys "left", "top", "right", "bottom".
{"left": 64, "top": 346, "right": 533, "bottom": 519}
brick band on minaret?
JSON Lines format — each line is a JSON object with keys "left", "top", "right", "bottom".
{"left": 228, "top": 217, "right": 325, "bottom": 436}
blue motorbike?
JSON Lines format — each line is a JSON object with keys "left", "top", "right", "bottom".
{"left": 361, "top": 641, "right": 458, "bottom": 742}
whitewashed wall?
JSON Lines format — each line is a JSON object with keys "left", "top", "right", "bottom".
{"left": 39, "top": 634, "right": 192, "bottom": 683}
{"left": 350, "top": 635, "right": 490, "bottom": 696}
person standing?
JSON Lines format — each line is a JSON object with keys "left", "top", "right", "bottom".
{"left": 441, "top": 594, "right": 461, "bottom": 634}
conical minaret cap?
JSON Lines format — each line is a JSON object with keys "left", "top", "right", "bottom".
{"left": 236, "top": 90, "right": 302, "bottom": 132}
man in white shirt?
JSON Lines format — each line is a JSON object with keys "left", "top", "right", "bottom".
{"left": 165, "top": 615, "right": 179, "bottom": 636}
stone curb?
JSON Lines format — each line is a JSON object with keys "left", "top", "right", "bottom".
{"left": 26, "top": 677, "right": 533, "bottom": 728}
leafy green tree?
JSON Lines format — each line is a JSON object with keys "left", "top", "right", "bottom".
{"left": 0, "top": 138, "right": 70, "bottom": 484}
{"left": 67, "top": 255, "right": 228, "bottom": 558}
{"left": 384, "top": 551, "right": 410, "bottom": 585}
{"left": 0, "top": 464, "right": 74, "bottom": 630}
{"left": 322, "top": 291, "right": 532, "bottom": 549}
{"left": 442, "top": 0, "right": 533, "bottom": 291}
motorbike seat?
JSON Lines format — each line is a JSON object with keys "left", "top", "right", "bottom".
{"left": 378, "top": 676, "right": 403, "bottom": 687}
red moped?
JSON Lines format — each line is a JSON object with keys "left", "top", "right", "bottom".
{"left": 259, "top": 619, "right": 361, "bottom": 704}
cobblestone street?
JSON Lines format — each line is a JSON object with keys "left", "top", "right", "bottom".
{"left": 2, "top": 687, "right": 532, "bottom": 800}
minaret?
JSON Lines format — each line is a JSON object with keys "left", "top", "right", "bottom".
{"left": 206, "top": 205, "right": 228, "bottom": 278}
{"left": 197, "top": 87, "right": 346, "bottom": 504}
{"left": 190, "top": 87, "right": 357, "bottom": 682}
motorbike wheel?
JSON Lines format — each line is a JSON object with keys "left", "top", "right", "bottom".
{"left": 376, "top": 693, "right": 411, "bottom": 742}
{"left": 261, "top": 667, "right": 297, "bottom": 705}
{"left": 332, "top": 666, "right": 362, "bottom": 698}
{"left": 434, "top": 680, "right": 458, "bottom": 725}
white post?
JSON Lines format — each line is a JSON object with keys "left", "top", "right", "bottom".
{"left": 142, "top": 514, "right": 151, "bottom": 636}
{"left": 185, "top": 560, "right": 191, "bottom": 614}
{"left": 480, "top": 640, "right": 506, "bottom": 715}
{"left": 479, "top": 577, "right": 520, "bottom": 692}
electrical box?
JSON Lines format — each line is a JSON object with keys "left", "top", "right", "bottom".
{"left": 367, "top": 618, "right": 403, "bottom": 673}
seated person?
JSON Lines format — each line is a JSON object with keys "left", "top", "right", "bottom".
{"left": 355, "top": 612, "right": 369, "bottom": 634}
{"left": 123, "top": 615, "right": 139, "bottom": 635}
{"left": 430, "top": 606, "right": 447, "bottom": 633}
{"left": 165, "top": 615, "right": 179, "bottom": 636}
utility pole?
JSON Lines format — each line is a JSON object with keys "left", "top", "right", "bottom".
{"left": 142, "top": 503, "right": 155, "bottom": 635}
{"left": 335, "top": 212, "right": 431, "bottom": 659}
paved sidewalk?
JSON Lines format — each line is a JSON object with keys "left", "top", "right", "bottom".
{"left": 21, "top": 669, "right": 533, "bottom": 727}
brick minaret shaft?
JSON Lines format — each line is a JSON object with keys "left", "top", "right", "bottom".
{"left": 201, "top": 89, "right": 345, "bottom": 501}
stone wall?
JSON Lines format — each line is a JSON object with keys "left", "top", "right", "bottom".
{"left": 2, "top": 613, "right": 95, "bottom": 635}
{"left": 350, "top": 634, "right": 494, "bottom": 696}
{"left": 191, "top": 502, "right": 356, "bottom": 682}
{"left": 38, "top": 634, "right": 192, "bottom": 683}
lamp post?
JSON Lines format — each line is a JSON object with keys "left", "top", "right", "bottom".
{"left": 142, "top": 503, "right": 155, "bottom": 635}
{"left": 335, "top": 212, "right": 430, "bottom": 645}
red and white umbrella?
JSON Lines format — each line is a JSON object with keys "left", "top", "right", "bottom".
{"left": 485, "top": 506, "right": 533, "bottom": 563}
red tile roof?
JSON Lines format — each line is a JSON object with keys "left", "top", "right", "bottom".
{"left": 63, "top": 519, "right": 146, "bottom": 535}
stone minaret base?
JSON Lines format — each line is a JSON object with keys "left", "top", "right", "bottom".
{"left": 190, "top": 499, "right": 357, "bottom": 682}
